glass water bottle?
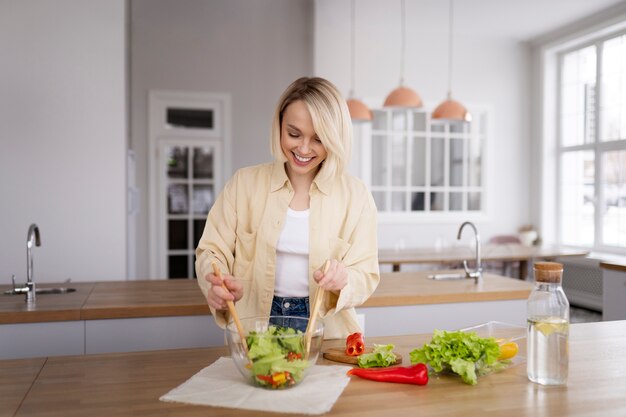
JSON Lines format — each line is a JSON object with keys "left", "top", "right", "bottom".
{"left": 527, "top": 262, "right": 569, "bottom": 386}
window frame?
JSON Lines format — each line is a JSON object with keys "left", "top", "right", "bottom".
{"left": 554, "top": 30, "right": 626, "bottom": 254}
{"left": 353, "top": 105, "right": 492, "bottom": 224}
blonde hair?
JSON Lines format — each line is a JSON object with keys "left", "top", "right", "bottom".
{"left": 270, "top": 77, "right": 352, "bottom": 180}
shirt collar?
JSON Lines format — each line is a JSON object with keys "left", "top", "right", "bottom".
{"left": 270, "top": 161, "right": 290, "bottom": 192}
{"left": 269, "top": 160, "right": 334, "bottom": 195}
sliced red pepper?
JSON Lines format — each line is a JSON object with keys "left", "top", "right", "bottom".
{"left": 347, "top": 363, "right": 429, "bottom": 385}
{"left": 287, "top": 351, "right": 302, "bottom": 361}
{"left": 346, "top": 332, "right": 365, "bottom": 356}
{"left": 255, "top": 372, "right": 295, "bottom": 388}
{"left": 256, "top": 374, "right": 274, "bottom": 384}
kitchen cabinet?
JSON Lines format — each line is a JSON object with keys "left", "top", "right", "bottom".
{"left": 601, "top": 261, "right": 626, "bottom": 320}
{"left": 358, "top": 299, "right": 526, "bottom": 336}
{"left": 85, "top": 315, "right": 222, "bottom": 354}
{"left": 0, "top": 316, "right": 223, "bottom": 360}
{"left": 0, "top": 321, "right": 84, "bottom": 359}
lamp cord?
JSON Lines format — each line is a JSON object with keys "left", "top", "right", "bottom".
{"left": 400, "top": 0, "right": 406, "bottom": 85}
{"left": 350, "top": 0, "right": 356, "bottom": 98}
{"left": 447, "top": 0, "right": 454, "bottom": 99}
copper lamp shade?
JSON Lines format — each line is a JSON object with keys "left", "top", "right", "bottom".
{"left": 347, "top": 98, "right": 372, "bottom": 121}
{"left": 433, "top": 0, "right": 471, "bottom": 123}
{"left": 432, "top": 95, "right": 472, "bottom": 122}
{"left": 383, "top": 86, "right": 423, "bottom": 108}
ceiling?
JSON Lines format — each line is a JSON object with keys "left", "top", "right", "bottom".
{"left": 452, "top": 0, "right": 626, "bottom": 41}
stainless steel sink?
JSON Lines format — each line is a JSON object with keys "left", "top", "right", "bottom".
{"left": 3, "top": 287, "right": 76, "bottom": 295}
{"left": 427, "top": 273, "right": 467, "bottom": 280}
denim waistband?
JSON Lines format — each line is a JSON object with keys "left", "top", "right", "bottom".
{"left": 270, "top": 296, "right": 310, "bottom": 332}
{"left": 271, "top": 295, "right": 310, "bottom": 317}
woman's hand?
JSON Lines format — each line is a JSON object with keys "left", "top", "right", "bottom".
{"left": 205, "top": 272, "right": 243, "bottom": 311}
{"left": 313, "top": 259, "right": 348, "bottom": 293}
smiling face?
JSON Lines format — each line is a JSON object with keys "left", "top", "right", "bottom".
{"left": 280, "top": 100, "right": 328, "bottom": 182}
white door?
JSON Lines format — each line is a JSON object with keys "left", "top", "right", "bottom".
{"left": 149, "top": 91, "right": 231, "bottom": 278}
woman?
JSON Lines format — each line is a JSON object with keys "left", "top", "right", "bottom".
{"left": 195, "top": 77, "right": 379, "bottom": 339}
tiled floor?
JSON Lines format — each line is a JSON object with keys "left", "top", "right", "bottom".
{"left": 570, "top": 306, "right": 602, "bottom": 323}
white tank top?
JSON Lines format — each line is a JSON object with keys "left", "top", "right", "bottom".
{"left": 274, "top": 208, "right": 309, "bottom": 297}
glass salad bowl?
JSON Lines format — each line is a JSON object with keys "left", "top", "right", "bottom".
{"left": 225, "top": 315, "right": 324, "bottom": 389}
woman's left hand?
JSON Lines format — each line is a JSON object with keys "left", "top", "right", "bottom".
{"left": 313, "top": 259, "right": 348, "bottom": 292}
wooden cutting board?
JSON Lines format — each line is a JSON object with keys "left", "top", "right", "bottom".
{"left": 322, "top": 347, "right": 403, "bottom": 365}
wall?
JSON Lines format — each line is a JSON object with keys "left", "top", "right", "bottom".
{"left": 314, "top": 0, "right": 531, "bottom": 252}
{"left": 0, "top": 0, "right": 127, "bottom": 283}
{"left": 130, "top": 0, "right": 314, "bottom": 278}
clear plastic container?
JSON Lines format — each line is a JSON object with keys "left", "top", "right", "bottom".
{"left": 460, "top": 321, "right": 527, "bottom": 369}
{"left": 526, "top": 262, "right": 569, "bottom": 386}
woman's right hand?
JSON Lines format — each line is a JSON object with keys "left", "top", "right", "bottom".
{"left": 205, "top": 272, "right": 244, "bottom": 311}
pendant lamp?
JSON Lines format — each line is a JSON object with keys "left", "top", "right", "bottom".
{"left": 432, "top": 0, "right": 471, "bottom": 122}
{"left": 384, "top": 0, "right": 422, "bottom": 108}
{"left": 347, "top": 0, "right": 372, "bottom": 122}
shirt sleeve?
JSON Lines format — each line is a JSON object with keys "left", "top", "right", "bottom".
{"left": 321, "top": 187, "right": 380, "bottom": 316}
{"left": 195, "top": 171, "right": 240, "bottom": 328}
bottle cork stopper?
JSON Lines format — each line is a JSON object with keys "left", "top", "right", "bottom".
{"left": 533, "top": 261, "right": 563, "bottom": 283}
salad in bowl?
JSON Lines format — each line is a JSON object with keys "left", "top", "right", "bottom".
{"left": 225, "top": 315, "right": 324, "bottom": 389}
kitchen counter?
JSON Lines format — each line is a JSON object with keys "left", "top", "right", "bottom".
{"left": 2, "top": 320, "right": 624, "bottom": 417}
{"left": 600, "top": 259, "right": 626, "bottom": 273}
{"left": 0, "top": 271, "right": 531, "bottom": 325}
{"left": 0, "top": 272, "right": 532, "bottom": 359}
{"left": 599, "top": 259, "right": 626, "bottom": 321}
{"left": 379, "top": 244, "right": 589, "bottom": 278}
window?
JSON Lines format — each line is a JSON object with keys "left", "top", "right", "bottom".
{"left": 356, "top": 107, "right": 488, "bottom": 219}
{"left": 556, "top": 33, "right": 626, "bottom": 251}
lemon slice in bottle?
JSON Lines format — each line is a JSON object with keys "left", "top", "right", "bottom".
{"left": 535, "top": 319, "right": 568, "bottom": 337}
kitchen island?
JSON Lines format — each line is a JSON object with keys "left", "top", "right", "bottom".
{"left": 0, "top": 272, "right": 532, "bottom": 358}
{"left": 379, "top": 244, "right": 589, "bottom": 278}
{"left": 2, "top": 320, "right": 624, "bottom": 417}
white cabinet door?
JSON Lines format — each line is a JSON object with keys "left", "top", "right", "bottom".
{"left": 85, "top": 315, "right": 225, "bottom": 354}
{"left": 603, "top": 269, "right": 626, "bottom": 321}
{"left": 357, "top": 299, "right": 527, "bottom": 337}
{"left": 0, "top": 321, "right": 84, "bottom": 360}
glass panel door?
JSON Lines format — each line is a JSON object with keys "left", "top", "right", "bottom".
{"left": 160, "top": 140, "right": 221, "bottom": 279}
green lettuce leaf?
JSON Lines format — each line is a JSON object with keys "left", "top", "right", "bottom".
{"left": 357, "top": 344, "right": 397, "bottom": 368}
{"left": 245, "top": 325, "right": 310, "bottom": 387}
{"left": 409, "top": 330, "right": 501, "bottom": 385}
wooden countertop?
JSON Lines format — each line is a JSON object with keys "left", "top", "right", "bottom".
{"left": 364, "top": 270, "right": 532, "bottom": 307}
{"left": 379, "top": 244, "right": 590, "bottom": 278}
{"left": 3, "top": 320, "right": 625, "bottom": 417}
{"left": 0, "top": 281, "right": 209, "bottom": 324}
{"left": 0, "top": 271, "right": 531, "bottom": 325}
{"left": 600, "top": 260, "right": 626, "bottom": 273}
{"left": 379, "top": 244, "right": 589, "bottom": 264}
{"left": 0, "top": 357, "right": 45, "bottom": 417}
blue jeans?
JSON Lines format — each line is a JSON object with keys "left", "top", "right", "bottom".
{"left": 270, "top": 295, "right": 310, "bottom": 332}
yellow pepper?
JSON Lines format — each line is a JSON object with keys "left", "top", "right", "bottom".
{"left": 497, "top": 342, "right": 519, "bottom": 360}
{"left": 272, "top": 372, "right": 287, "bottom": 385}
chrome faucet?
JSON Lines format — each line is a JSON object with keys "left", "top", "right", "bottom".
{"left": 25, "top": 223, "right": 41, "bottom": 304}
{"left": 457, "top": 221, "right": 482, "bottom": 284}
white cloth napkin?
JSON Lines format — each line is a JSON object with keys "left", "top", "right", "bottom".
{"left": 160, "top": 356, "right": 351, "bottom": 415}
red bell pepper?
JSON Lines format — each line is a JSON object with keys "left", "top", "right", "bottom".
{"left": 347, "top": 363, "right": 429, "bottom": 385}
{"left": 346, "top": 332, "right": 365, "bottom": 356}
{"left": 255, "top": 371, "right": 295, "bottom": 388}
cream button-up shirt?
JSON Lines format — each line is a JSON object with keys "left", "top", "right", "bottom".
{"left": 195, "top": 161, "right": 380, "bottom": 339}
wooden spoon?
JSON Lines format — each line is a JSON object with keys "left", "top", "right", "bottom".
{"left": 211, "top": 262, "right": 248, "bottom": 354}
{"left": 305, "top": 260, "right": 331, "bottom": 360}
